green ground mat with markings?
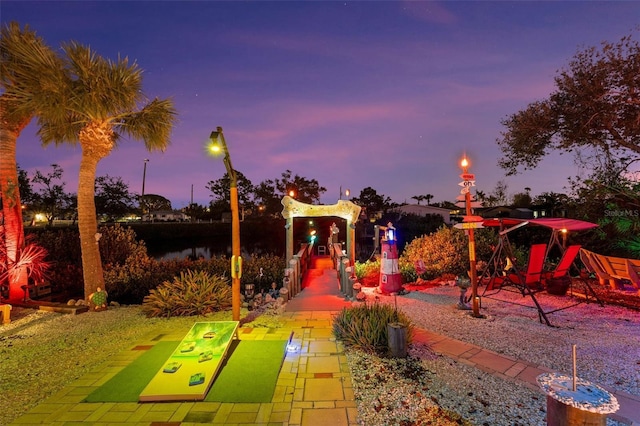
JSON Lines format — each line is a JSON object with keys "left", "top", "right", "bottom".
{"left": 84, "top": 338, "right": 286, "bottom": 403}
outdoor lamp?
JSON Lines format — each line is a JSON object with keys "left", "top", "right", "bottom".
{"left": 461, "top": 157, "right": 469, "bottom": 171}
{"left": 385, "top": 222, "right": 396, "bottom": 244}
{"left": 208, "top": 126, "right": 241, "bottom": 321}
{"left": 245, "top": 283, "right": 255, "bottom": 299}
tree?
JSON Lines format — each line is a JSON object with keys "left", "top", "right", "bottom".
{"left": 141, "top": 193, "right": 172, "bottom": 212}
{"left": 425, "top": 194, "right": 433, "bottom": 206}
{"left": 411, "top": 195, "right": 426, "bottom": 205}
{"left": 182, "top": 202, "right": 209, "bottom": 222}
{"left": 497, "top": 31, "right": 640, "bottom": 177}
{"left": 275, "top": 169, "right": 326, "bottom": 205}
{"left": 352, "top": 187, "right": 395, "bottom": 216}
{"left": 94, "top": 175, "right": 137, "bottom": 221}
{"left": 17, "top": 165, "right": 35, "bottom": 205}
{"left": 511, "top": 191, "right": 532, "bottom": 208}
{"left": 38, "top": 42, "right": 176, "bottom": 299}
{"left": 206, "top": 170, "right": 255, "bottom": 210}
{"left": 532, "top": 191, "right": 570, "bottom": 217}
{"left": 0, "top": 22, "right": 62, "bottom": 300}
{"left": 254, "top": 179, "right": 282, "bottom": 217}
{"left": 492, "top": 180, "right": 509, "bottom": 206}
{"left": 31, "top": 164, "right": 74, "bottom": 226}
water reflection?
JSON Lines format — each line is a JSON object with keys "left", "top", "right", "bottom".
{"left": 150, "top": 244, "right": 271, "bottom": 260}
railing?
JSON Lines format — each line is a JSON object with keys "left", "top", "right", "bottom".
{"left": 281, "top": 242, "right": 314, "bottom": 300}
{"left": 281, "top": 241, "right": 359, "bottom": 301}
{"left": 329, "top": 243, "right": 358, "bottom": 300}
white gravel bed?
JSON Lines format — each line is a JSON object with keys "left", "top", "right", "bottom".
{"left": 346, "top": 284, "right": 639, "bottom": 425}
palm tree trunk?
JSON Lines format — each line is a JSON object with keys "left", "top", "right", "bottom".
{"left": 0, "top": 102, "right": 29, "bottom": 301}
{"left": 77, "top": 124, "right": 113, "bottom": 299}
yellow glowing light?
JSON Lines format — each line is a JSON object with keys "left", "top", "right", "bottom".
{"left": 461, "top": 158, "right": 469, "bottom": 169}
{"left": 289, "top": 190, "right": 295, "bottom": 197}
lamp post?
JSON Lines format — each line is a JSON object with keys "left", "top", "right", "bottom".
{"left": 460, "top": 157, "right": 481, "bottom": 317}
{"left": 209, "top": 126, "right": 241, "bottom": 321}
{"left": 141, "top": 159, "right": 149, "bottom": 221}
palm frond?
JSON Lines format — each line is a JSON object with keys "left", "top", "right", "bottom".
{"left": 119, "top": 98, "right": 177, "bottom": 151}
{"left": 0, "top": 21, "right": 66, "bottom": 123}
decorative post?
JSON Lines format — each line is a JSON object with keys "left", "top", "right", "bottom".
{"left": 460, "top": 157, "right": 481, "bottom": 317}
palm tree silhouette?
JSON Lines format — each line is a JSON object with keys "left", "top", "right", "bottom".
{"left": 39, "top": 42, "right": 176, "bottom": 298}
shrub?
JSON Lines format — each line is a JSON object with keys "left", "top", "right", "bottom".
{"left": 99, "top": 224, "right": 148, "bottom": 267}
{"left": 354, "top": 259, "right": 380, "bottom": 287}
{"left": 141, "top": 269, "right": 232, "bottom": 317}
{"left": 400, "top": 226, "right": 495, "bottom": 280}
{"left": 333, "top": 303, "right": 414, "bottom": 354}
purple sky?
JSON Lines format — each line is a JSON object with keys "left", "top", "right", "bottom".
{"left": 3, "top": 1, "right": 639, "bottom": 209}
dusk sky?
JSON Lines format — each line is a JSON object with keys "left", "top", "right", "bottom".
{"left": 3, "top": 1, "right": 639, "bottom": 209}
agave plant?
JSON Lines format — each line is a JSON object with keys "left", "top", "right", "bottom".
{"left": 141, "top": 269, "right": 232, "bottom": 318}
{"left": 333, "top": 302, "right": 414, "bottom": 354}
{"left": 0, "top": 230, "right": 51, "bottom": 299}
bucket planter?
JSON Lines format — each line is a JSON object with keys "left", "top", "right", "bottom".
{"left": 387, "top": 322, "right": 407, "bottom": 358}
{"left": 546, "top": 276, "right": 571, "bottom": 296}
{"left": 537, "top": 373, "right": 619, "bottom": 426}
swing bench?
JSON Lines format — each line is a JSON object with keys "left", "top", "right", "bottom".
{"left": 479, "top": 218, "right": 603, "bottom": 326}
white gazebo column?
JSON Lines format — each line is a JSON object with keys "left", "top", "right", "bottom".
{"left": 347, "top": 220, "right": 356, "bottom": 268}
{"left": 285, "top": 217, "right": 294, "bottom": 266}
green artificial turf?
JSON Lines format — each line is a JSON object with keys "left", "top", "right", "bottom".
{"left": 83, "top": 339, "right": 287, "bottom": 403}
{"left": 84, "top": 341, "right": 179, "bottom": 402}
{"left": 205, "top": 340, "right": 287, "bottom": 402}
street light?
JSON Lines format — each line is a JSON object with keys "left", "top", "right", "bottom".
{"left": 460, "top": 156, "right": 481, "bottom": 317}
{"left": 209, "top": 126, "right": 241, "bottom": 321}
{"left": 141, "top": 159, "right": 149, "bottom": 221}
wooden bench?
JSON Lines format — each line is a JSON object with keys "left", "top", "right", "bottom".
{"left": 0, "top": 304, "right": 11, "bottom": 324}
{"left": 20, "top": 282, "right": 52, "bottom": 302}
{"left": 580, "top": 248, "right": 640, "bottom": 289}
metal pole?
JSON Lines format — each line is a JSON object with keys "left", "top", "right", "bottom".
{"left": 210, "top": 127, "right": 241, "bottom": 321}
{"left": 141, "top": 159, "right": 149, "bottom": 221}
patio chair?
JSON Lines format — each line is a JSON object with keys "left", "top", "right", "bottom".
{"left": 506, "top": 243, "right": 547, "bottom": 291}
{"left": 543, "top": 245, "right": 580, "bottom": 295}
{"left": 545, "top": 245, "right": 581, "bottom": 280}
{"left": 579, "top": 249, "right": 612, "bottom": 286}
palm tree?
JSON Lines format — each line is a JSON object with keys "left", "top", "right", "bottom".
{"left": 39, "top": 42, "right": 176, "bottom": 299}
{"left": 411, "top": 195, "right": 426, "bottom": 205}
{"left": 424, "top": 193, "right": 433, "bottom": 206}
{"left": 0, "top": 22, "right": 62, "bottom": 300}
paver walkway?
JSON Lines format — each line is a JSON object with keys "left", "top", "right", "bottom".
{"left": 8, "top": 255, "right": 640, "bottom": 425}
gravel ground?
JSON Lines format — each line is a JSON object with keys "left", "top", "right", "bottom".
{"left": 347, "top": 283, "right": 639, "bottom": 426}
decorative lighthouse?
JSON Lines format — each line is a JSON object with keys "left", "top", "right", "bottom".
{"left": 378, "top": 222, "right": 403, "bottom": 294}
